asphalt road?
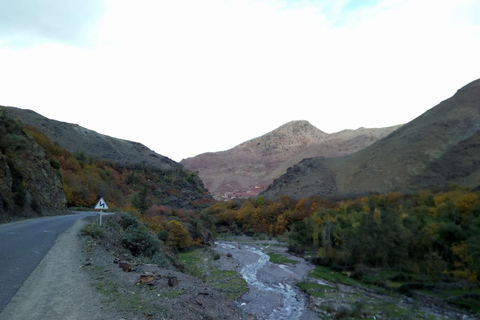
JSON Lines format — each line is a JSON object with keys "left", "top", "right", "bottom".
{"left": 0, "top": 212, "right": 101, "bottom": 313}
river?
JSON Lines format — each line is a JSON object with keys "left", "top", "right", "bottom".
{"left": 214, "top": 240, "right": 319, "bottom": 320}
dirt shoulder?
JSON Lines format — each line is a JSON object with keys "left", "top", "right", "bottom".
{"left": 0, "top": 218, "right": 126, "bottom": 320}
{"left": 1, "top": 216, "right": 244, "bottom": 320}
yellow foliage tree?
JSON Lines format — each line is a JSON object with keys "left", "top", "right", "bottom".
{"left": 167, "top": 220, "right": 192, "bottom": 250}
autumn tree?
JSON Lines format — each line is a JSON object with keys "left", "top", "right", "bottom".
{"left": 167, "top": 220, "right": 192, "bottom": 250}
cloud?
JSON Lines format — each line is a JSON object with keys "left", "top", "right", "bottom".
{"left": 0, "top": 0, "right": 479, "bottom": 161}
{"left": 0, "top": 0, "right": 107, "bottom": 48}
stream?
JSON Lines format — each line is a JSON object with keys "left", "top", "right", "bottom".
{"left": 214, "top": 240, "right": 319, "bottom": 320}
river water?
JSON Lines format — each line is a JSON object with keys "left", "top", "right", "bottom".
{"left": 214, "top": 240, "right": 319, "bottom": 320}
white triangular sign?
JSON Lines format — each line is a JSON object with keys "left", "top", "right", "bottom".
{"left": 95, "top": 198, "right": 109, "bottom": 210}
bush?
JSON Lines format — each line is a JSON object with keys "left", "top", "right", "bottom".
{"left": 158, "top": 230, "right": 169, "bottom": 243}
{"left": 121, "top": 226, "right": 160, "bottom": 257}
{"left": 147, "top": 252, "right": 172, "bottom": 269}
{"left": 288, "top": 243, "right": 305, "bottom": 254}
{"left": 120, "top": 213, "right": 140, "bottom": 230}
{"left": 213, "top": 253, "right": 221, "bottom": 260}
{"left": 82, "top": 221, "right": 103, "bottom": 238}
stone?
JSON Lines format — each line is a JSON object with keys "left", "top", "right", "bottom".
{"left": 168, "top": 276, "right": 178, "bottom": 287}
{"left": 140, "top": 272, "right": 155, "bottom": 284}
{"left": 119, "top": 261, "right": 131, "bottom": 272}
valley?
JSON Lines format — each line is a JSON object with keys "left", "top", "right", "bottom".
{"left": 1, "top": 78, "right": 480, "bottom": 319}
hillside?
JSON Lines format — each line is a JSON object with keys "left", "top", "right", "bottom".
{"left": 6, "top": 107, "right": 177, "bottom": 171}
{"left": 261, "top": 78, "right": 480, "bottom": 199}
{"left": 0, "top": 108, "right": 66, "bottom": 218}
{"left": 181, "top": 121, "right": 400, "bottom": 199}
{"left": 0, "top": 106, "right": 212, "bottom": 221}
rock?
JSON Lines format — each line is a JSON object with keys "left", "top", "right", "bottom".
{"left": 140, "top": 272, "right": 155, "bottom": 284}
{"left": 168, "top": 276, "right": 178, "bottom": 287}
{"left": 119, "top": 261, "right": 131, "bottom": 272}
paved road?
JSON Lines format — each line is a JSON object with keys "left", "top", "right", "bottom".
{"left": 0, "top": 212, "right": 101, "bottom": 313}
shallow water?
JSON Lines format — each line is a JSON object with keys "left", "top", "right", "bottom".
{"left": 215, "top": 241, "right": 313, "bottom": 320}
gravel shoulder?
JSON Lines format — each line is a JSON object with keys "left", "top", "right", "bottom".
{"left": 0, "top": 218, "right": 125, "bottom": 320}
{"left": 0, "top": 216, "right": 244, "bottom": 320}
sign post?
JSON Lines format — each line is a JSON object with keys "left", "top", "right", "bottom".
{"left": 94, "top": 198, "right": 109, "bottom": 226}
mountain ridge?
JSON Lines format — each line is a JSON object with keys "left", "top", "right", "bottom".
{"left": 261, "top": 78, "right": 480, "bottom": 199}
{"left": 6, "top": 107, "right": 179, "bottom": 172}
{"left": 181, "top": 120, "right": 401, "bottom": 199}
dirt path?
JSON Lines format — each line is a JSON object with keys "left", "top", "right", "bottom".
{"left": 0, "top": 219, "right": 125, "bottom": 320}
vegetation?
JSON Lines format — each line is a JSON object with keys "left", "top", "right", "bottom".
{"left": 177, "top": 248, "right": 248, "bottom": 301}
{"left": 268, "top": 252, "right": 297, "bottom": 265}
{"left": 23, "top": 124, "right": 213, "bottom": 212}
{"left": 209, "top": 188, "right": 480, "bottom": 314}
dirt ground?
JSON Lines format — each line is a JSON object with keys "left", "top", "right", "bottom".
{"left": 0, "top": 218, "right": 243, "bottom": 320}
{"left": 0, "top": 218, "right": 127, "bottom": 320}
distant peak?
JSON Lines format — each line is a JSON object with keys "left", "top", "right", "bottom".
{"left": 276, "top": 120, "right": 326, "bottom": 134}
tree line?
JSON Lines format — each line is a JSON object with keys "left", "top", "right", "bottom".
{"left": 208, "top": 189, "right": 480, "bottom": 284}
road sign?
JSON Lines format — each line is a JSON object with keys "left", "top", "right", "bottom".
{"left": 95, "top": 198, "right": 109, "bottom": 210}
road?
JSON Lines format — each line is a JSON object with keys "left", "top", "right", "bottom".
{"left": 0, "top": 212, "right": 101, "bottom": 313}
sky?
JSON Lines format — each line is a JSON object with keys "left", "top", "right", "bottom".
{"left": 1, "top": 0, "right": 479, "bottom": 162}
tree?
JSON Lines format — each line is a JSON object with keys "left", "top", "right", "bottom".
{"left": 167, "top": 220, "right": 192, "bottom": 250}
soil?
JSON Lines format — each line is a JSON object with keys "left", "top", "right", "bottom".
{"left": 0, "top": 218, "right": 126, "bottom": 320}
{"left": 0, "top": 217, "right": 243, "bottom": 320}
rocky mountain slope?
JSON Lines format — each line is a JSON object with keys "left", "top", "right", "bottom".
{"left": 6, "top": 107, "right": 178, "bottom": 171}
{"left": 181, "top": 121, "right": 400, "bottom": 199}
{"left": 261, "top": 78, "right": 480, "bottom": 199}
{"left": 1, "top": 106, "right": 212, "bottom": 219}
{"left": 0, "top": 108, "right": 66, "bottom": 218}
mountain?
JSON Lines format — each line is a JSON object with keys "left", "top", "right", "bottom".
{"left": 6, "top": 107, "right": 177, "bottom": 171}
{"left": 181, "top": 121, "right": 400, "bottom": 199}
{"left": 0, "top": 108, "right": 66, "bottom": 218}
{"left": 261, "top": 78, "right": 480, "bottom": 199}
{"left": 1, "top": 106, "right": 212, "bottom": 220}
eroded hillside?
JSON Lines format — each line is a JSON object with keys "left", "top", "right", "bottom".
{"left": 262, "top": 78, "right": 480, "bottom": 199}
{"left": 182, "top": 120, "right": 400, "bottom": 199}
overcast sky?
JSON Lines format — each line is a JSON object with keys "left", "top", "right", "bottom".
{"left": 1, "top": 0, "right": 479, "bottom": 162}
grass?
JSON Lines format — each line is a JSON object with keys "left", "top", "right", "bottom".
{"left": 177, "top": 248, "right": 248, "bottom": 301}
{"left": 308, "top": 266, "right": 360, "bottom": 286}
{"left": 268, "top": 252, "right": 298, "bottom": 264}
{"left": 304, "top": 265, "right": 455, "bottom": 319}
{"left": 296, "top": 282, "right": 332, "bottom": 297}
{"left": 91, "top": 265, "right": 161, "bottom": 316}
{"left": 205, "top": 270, "right": 248, "bottom": 301}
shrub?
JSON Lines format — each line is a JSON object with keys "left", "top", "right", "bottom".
{"left": 121, "top": 226, "right": 160, "bottom": 257}
{"left": 49, "top": 158, "right": 61, "bottom": 170}
{"left": 213, "top": 253, "right": 221, "bottom": 260}
{"left": 120, "top": 213, "right": 140, "bottom": 230}
{"left": 158, "top": 230, "right": 169, "bottom": 243}
{"left": 82, "top": 221, "right": 103, "bottom": 238}
{"left": 147, "top": 252, "right": 172, "bottom": 269}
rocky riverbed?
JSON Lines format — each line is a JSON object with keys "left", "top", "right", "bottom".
{"left": 213, "top": 238, "right": 319, "bottom": 320}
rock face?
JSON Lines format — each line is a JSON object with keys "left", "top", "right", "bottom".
{"left": 0, "top": 108, "right": 66, "bottom": 217}
{"left": 261, "top": 78, "right": 480, "bottom": 199}
{"left": 181, "top": 121, "right": 400, "bottom": 199}
{"left": 6, "top": 107, "right": 179, "bottom": 172}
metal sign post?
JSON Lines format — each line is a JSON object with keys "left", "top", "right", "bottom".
{"left": 94, "top": 198, "right": 109, "bottom": 226}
